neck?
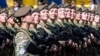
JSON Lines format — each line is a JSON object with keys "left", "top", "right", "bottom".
{"left": 58, "top": 18, "right": 64, "bottom": 22}
{"left": 0, "top": 22, "right": 6, "bottom": 26}
{"left": 14, "top": 23, "right": 20, "bottom": 28}
{"left": 21, "top": 23, "right": 29, "bottom": 30}
{"left": 30, "top": 24, "right": 37, "bottom": 29}
{"left": 51, "top": 19, "right": 56, "bottom": 23}
{"left": 47, "top": 19, "right": 55, "bottom": 23}
{"left": 42, "top": 20, "right": 47, "bottom": 23}
{"left": 7, "top": 23, "right": 14, "bottom": 28}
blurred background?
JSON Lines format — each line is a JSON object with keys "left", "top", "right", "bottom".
{"left": 0, "top": 0, "right": 100, "bottom": 13}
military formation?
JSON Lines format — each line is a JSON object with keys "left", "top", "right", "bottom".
{"left": 0, "top": 1, "right": 100, "bottom": 56}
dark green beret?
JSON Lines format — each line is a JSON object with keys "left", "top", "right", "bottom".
{"left": 82, "top": 9, "right": 88, "bottom": 12}
{"left": 70, "top": 7, "right": 76, "bottom": 10}
{"left": 58, "top": 4, "right": 64, "bottom": 8}
{"left": 64, "top": 3, "right": 70, "bottom": 8}
{"left": 48, "top": 2, "right": 57, "bottom": 9}
{"left": 0, "top": 9, "right": 8, "bottom": 14}
{"left": 14, "top": 6, "right": 31, "bottom": 17}
{"left": 39, "top": 4, "right": 48, "bottom": 11}
{"left": 76, "top": 8, "right": 82, "bottom": 12}
{"left": 31, "top": 8, "right": 39, "bottom": 13}
{"left": 8, "top": 10, "right": 15, "bottom": 18}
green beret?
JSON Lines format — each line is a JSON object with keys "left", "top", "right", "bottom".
{"left": 64, "top": 3, "right": 69, "bottom": 7}
{"left": 39, "top": 4, "right": 48, "bottom": 11}
{"left": 31, "top": 8, "right": 39, "bottom": 13}
{"left": 58, "top": 4, "right": 64, "bottom": 8}
{"left": 76, "top": 8, "right": 82, "bottom": 12}
{"left": 82, "top": 9, "right": 88, "bottom": 12}
{"left": 48, "top": 2, "right": 57, "bottom": 9}
{"left": 70, "top": 7, "right": 76, "bottom": 10}
{"left": 8, "top": 10, "right": 15, "bottom": 18}
{"left": 14, "top": 6, "right": 31, "bottom": 17}
{"left": 0, "top": 9, "right": 8, "bottom": 14}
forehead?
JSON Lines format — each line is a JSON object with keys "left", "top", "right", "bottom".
{"left": 49, "top": 8, "right": 57, "bottom": 11}
{"left": 0, "top": 12, "right": 7, "bottom": 15}
{"left": 95, "top": 14, "right": 100, "bottom": 17}
{"left": 58, "top": 7, "right": 64, "bottom": 9}
{"left": 76, "top": 11, "right": 81, "bottom": 13}
{"left": 40, "top": 9, "right": 48, "bottom": 12}
{"left": 32, "top": 12, "right": 39, "bottom": 14}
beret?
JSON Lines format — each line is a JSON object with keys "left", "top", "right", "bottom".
{"left": 31, "top": 8, "right": 39, "bottom": 13}
{"left": 0, "top": 9, "right": 8, "bottom": 14}
{"left": 64, "top": 3, "right": 69, "bottom": 7}
{"left": 82, "top": 9, "right": 88, "bottom": 12}
{"left": 8, "top": 10, "right": 15, "bottom": 18}
{"left": 39, "top": 4, "right": 48, "bottom": 11}
{"left": 48, "top": 2, "right": 57, "bottom": 9}
{"left": 58, "top": 4, "right": 64, "bottom": 8}
{"left": 76, "top": 8, "right": 82, "bottom": 12}
{"left": 14, "top": 6, "right": 31, "bottom": 17}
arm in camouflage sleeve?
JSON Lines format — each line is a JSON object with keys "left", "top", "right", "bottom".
{"left": 14, "top": 32, "right": 29, "bottom": 56}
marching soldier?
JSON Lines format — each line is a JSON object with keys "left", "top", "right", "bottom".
{"left": 6, "top": 10, "right": 16, "bottom": 56}
{"left": 39, "top": 4, "right": 52, "bottom": 35}
{"left": 64, "top": 4, "right": 71, "bottom": 23}
{"left": 92, "top": 13, "right": 100, "bottom": 27}
{"left": 14, "top": 6, "right": 35, "bottom": 56}
{"left": 47, "top": 2, "right": 58, "bottom": 35}
{"left": 0, "top": 9, "right": 10, "bottom": 56}
{"left": 81, "top": 9, "right": 88, "bottom": 25}
{"left": 30, "top": 8, "right": 47, "bottom": 56}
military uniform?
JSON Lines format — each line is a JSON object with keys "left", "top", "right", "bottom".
{"left": 14, "top": 7, "right": 35, "bottom": 56}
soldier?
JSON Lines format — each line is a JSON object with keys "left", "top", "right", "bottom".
{"left": 70, "top": 7, "right": 76, "bottom": 23}
{"left": 92, "top": 13, "right": 100, "bottom": 27}
{"left": 56, "top": 4, "right": 65, "bottom": 29}
{"left": 30, "top": 8, "right": 47, "bottom": 56}
{"left": 89, "top": 11, "right": 95, "bottom": 26}
{"left": 81, "top": 9, "right": 88, "bottom": 25}
{"left": 86, "top": 11, "right": 91, "bottom": 25}
{"left": 47, "top": 2, "right": 58, "bottom": 35}
{"left": 39, "top": 4, "right": 52, "bottom": 35}
{"left": 75, "top": 8, "right": 81, "bottom": 24}
{"left": 6, "top": 10, "right": 16, "bottom": 56}
{"left": 0, "top": 9, "right": 10, "bottom": 56}
{"left": 64, "top": 4, "right": 71, "bottom": 23}
{"left": 14, "top": 6, "right": 36, "bottom": 56}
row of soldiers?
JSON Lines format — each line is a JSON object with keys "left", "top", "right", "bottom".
{"left": 0, "top": 2, "right": 100, "bottom": 56}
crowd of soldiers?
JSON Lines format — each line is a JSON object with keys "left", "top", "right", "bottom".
{"left": 0, "top": 1, "right": 100, "bottom": 56}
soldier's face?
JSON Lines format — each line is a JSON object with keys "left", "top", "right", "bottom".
{"left": 31, "top": 12, "right": 40, "bottom": 24}
{"left": 0, "top": 13, "right": 8, "bottom": 23}
{"left": 94, "top": 15, "right": 100, "bottom": 22}
{"left": 75, "top": 11, "right": 81, "bottom": 20}
{"left": 71, "top": 9, "right": 75, "bottom": 19}
{"left": 90, "top": 13, "right": 94, "bottom": 22}
{"left": 58, "top": 8, "right": 65, "bottom": 19}
{"left": 7, "top": 16, "right": 15, "bottom": 24}
{"left": 49, "top": 8, "right": 57, "bottom": 19}
{"left": 87, "top": 13, "right": 91, "bottom": 21}
{"left": 65, "top": 8, "right": 71, "bottom": 18}
{"left": 82, "top": 12, "right": 88, "bottom": 20}
{"left": 24, "top": 13, "right": 33, "bottom": 23}
{"left": 40, "top": 9, "right": 48, "bottom": 21}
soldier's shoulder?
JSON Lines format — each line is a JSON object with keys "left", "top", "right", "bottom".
{"left": 15, "top": 31, "right": 26, "bottom": 38}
